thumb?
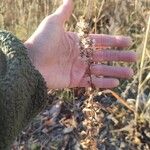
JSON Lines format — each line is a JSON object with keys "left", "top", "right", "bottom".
{"left": 53, "top": 0, "right": 73, "bottom": 24}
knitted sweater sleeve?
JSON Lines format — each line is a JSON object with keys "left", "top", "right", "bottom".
{"left": 0, "top": 30, "right": 48, "bottom": 149}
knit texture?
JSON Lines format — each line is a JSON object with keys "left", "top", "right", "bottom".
{"left": 0, "top": 30, "right": 48, "bottom": 149}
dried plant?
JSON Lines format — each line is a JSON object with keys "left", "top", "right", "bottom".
{"left": 76, "top": 17, "right": 96, "bottom": 89}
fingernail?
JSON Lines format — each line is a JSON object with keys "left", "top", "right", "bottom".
{"left": 126, "top": 36, "right": 133, "bottom": 46}
{"left": 114, "top": 79, "right": 120, "bottom": 86}
{"left": 128, "top": 69, "right": 134, "bottom": 77}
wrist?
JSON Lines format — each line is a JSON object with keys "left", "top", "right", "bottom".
{"left": 24, "top": 41, "right": 36, "bottom": 66}
{"left": 24, "top": 41, "right": 48, "bottom": 85}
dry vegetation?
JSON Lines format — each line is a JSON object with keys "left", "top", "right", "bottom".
{"left": 0, "top": 0, "right": 150, "bottom": 149}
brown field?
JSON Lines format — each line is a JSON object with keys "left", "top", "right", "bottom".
{"left": 0, "top": 0, "right": 150, "bottom": 149}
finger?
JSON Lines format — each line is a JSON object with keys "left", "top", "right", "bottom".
{"left": 89, "top": 34, "right": 132, "bottom": 48}
{"left": 93, "top": 50, "right": 137, "bottom": 62}
{"left": 79, "top": 76, "right": 119, "bottom": 88}
{"left": 91, "top": 65, "right": 134, "bottom": 78}
{"left": 53, "top": 0, "right": 73, "bottom": 24}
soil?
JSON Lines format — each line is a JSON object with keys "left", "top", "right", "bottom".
{"left": 12, "top": 86, "right": 150, "bottom": 150}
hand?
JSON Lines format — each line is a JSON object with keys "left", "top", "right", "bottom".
{"left": 24, "top": 0, "right": 137, "bottom": 89}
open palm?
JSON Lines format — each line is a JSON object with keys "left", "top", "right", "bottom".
{"left": 24, "top": 0, "right": 137, "bottom": 89}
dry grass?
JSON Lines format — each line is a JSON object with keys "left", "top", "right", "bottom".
{"left": 0, "top": 0, "right": 150, "bottom": 149}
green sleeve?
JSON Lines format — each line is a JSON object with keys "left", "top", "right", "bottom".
{"left": 0, "top": 30, "right": 48, "bottom": 149}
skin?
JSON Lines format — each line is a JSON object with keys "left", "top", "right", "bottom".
{"left": 24, "top": 0, "right": 137, "bottom": 89}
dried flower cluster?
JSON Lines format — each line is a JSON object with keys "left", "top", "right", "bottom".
{"left": 76, "top": 17, "right": 96, "bottom": 88}
{"left": 77, "top": 17, "right": 96, "bottom": 62}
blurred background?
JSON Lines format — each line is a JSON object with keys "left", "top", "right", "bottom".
{"left": 0, "top": 0, "right": 149, "bottom": 41}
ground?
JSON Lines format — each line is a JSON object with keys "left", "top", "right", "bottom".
{"left": 12, "top": 86, "right": 150, "bottom": 149}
